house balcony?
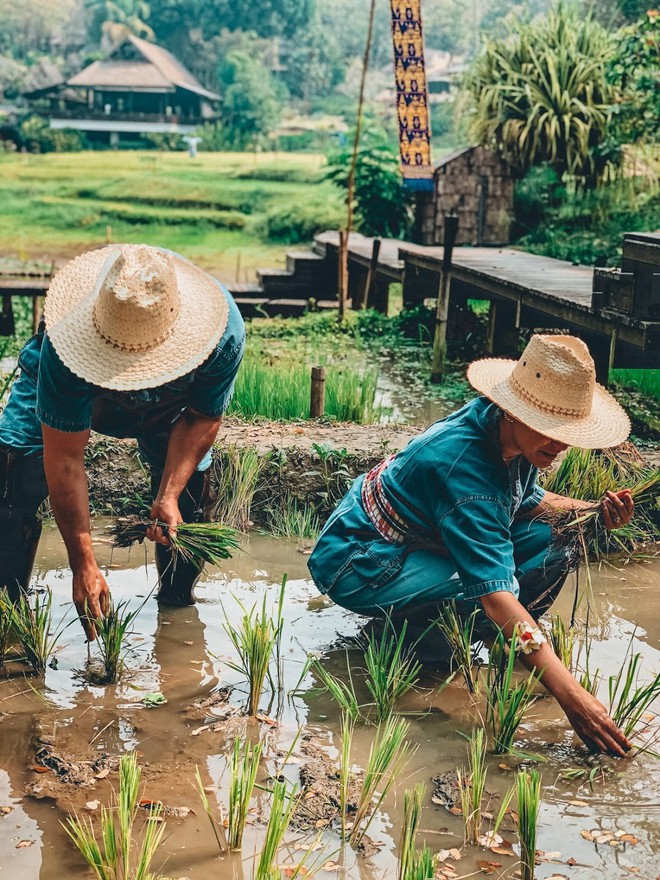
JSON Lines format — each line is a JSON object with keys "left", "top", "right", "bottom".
{"left": 49, "top": 110, "right": 213, "bottom": 135}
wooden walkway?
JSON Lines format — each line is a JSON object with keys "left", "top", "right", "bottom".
{"left": 314, "top": 231, "right": 660, "bottom": 372}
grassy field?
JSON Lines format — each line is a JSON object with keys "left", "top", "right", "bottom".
{"left": 0, "top": 151, "right": 341, "bottom": 278}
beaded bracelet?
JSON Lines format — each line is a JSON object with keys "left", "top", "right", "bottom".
{"left": 513, "top": 621, "right": 547, "bottom": 655}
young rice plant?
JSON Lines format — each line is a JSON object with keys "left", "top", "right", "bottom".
{"left": 516, "top": 770, "right": 542, "bottom": 880}
{"left": 436, "top": 601, "right": 480, "bottom": 693}
{"left": 6, "top": 588, "right": 66, "bottom": 673}
{"left": 63, "top": 752, "right": 166, "bottom": 880}
{"left": 456, "top": 728, "right": 488, "bottom": 845}
{"left": 486, "top": 632, "right": 541, "bottom": 755}
{"left": 253, "top": 780, "right": 299, "bottom": 880}
{"left": 398, "top": 783, "right": 426, "bottom": 880}
{"left": 90, "top": 598, "right": 142, "bottom": 684}
{"left": 0, "top": 589, "right": 14, "bottom": 666}
{"left": 363, "top": 619, "right": 422, "bottom": 722}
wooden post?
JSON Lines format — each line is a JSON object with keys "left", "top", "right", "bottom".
{"left": 32, "top": 295, "right": 42, "bottom": 334}
{"left": 363, "top": 238, "right": 381, "bottom": 309}
{"left": 430, "top": 214, "right": 459, "bottom": 382}
{"left": 338, "top": 230, "right": 348, "bottom": 320}
{"left": 310, "top": 366, "right": 326, "bottom": 418}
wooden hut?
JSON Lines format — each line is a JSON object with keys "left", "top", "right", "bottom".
{"left": 28, "top": 34, "right": 219, "bottom": 145}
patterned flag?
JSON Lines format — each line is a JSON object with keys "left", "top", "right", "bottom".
{"left": 390, "top": 0, "right": 434, "bottom": 190}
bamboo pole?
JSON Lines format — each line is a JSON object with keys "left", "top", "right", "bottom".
{"left": 430, "top": 214, "right": 459, "bottom": 383}
{"left": 338, "top": 0, "right": 377, "bottom": 321}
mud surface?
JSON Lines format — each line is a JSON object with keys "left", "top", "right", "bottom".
{"left": 1, "top": 524, "right": 660, "bottom": 879}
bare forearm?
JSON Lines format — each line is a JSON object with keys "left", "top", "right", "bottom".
{"left": 155, "top": 409, "right": 221, "bottom": 505}
{"left": 43, "top": 446, "right": 94, "bottom": 570}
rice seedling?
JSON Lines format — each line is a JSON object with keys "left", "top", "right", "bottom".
{"left": 194, "top": 765, "right": 229, "bottom": 853}
{"left": 213, "top": 446, "right": 264, "bottom": 531}
{"left": 339, "top": 710, "right": 355, "bottom": 842}
{"left": 436, "top": 602, "right": 481, "bottom": 693}
{"left": 8, "top": 588, "right": 67, "bottom": 673}
{"left": 402, "top": 846, "right": 435, "bottom": 880}
{"left": 63, "top": 752, "right": 166, "bottom": 880}
{"left": 541, "top": 444, "right": 660, "bottom": 559}
{"left": 456, "top": 728, "right": 488, "bottom": 845}
{"left": 253, "top": 780, "right": 298, "bottom": 880}
{"left": 111, "top": 516, "right": 241, "bottom": 567}
{"left": 309, "top": 654, "right": 361, "bottom": 721}
{"left": 228, "top": 736, "right": 263, "bottom": 849}
{"left": 266, "top": 495, "right": 321, "bottom": 541}
{"left": 90, "top": 598, "right": 142, "bottom": 684}
{"left": 607, "top": 637, "right": 660, "bottom": 750}
{"left": 350, "top": 715, "right": 416, "bottom": 847}
{"left": 222, "top": 579, "right": 285, "bottom": 716}
{"left": 363, "top": 619, "right": 422, "bottom": 722}
{"left": 548, "top": 613, "right": 575, "bottom": 671}
{"left": 398, "top": 783, "right": 426, "bottom": 880}
{"left": 516, "top": 770, "right": 542, "bottom": 880}
{"left": 0, "top": 589, "right": 15, "bottom": 666}
{"left": 486, "top": 632, "right": 541, "bottom": 755}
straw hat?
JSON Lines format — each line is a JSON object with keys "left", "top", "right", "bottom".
{"left": 44, "top": 244, "right": 229, "bottom": 391}
{"left": 467, "top": 334, "right": 630, "bottom": 449}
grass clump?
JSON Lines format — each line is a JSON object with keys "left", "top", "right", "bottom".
{"left": 437, "top": 602, "right": 480, "bottom": 693}
{"left": 486, "top": 632, "right": 541, "bottom": 755}
{"left": 266, "top": 495, "right": 321, "bottom": 541}
{"left": 222, "top": 578, "right": 285, "bottom": 716}
{"left": 516, "top": 770, "right": 542, "bottom": 880}
{"left": 111, "top": 517, "right": 240, "bottom": 567}
{"left": 363, "top": 619, "right": 422, "bottom": 723}
{"left": 350, "top": 715, "right": 416, "bottom": 847}
{"left": 63, "top": 752, "right": 166, "bottom": 880}
{"left": 213, "top": 446, "right": 264, "bottom": 531}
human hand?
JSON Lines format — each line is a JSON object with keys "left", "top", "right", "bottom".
{"left": 600, "top": 489, "right": 634, "bottom": 530}
{"left": 560, "top": 687, "right": 631, "bottom": 757}
{"left": 73, "top": 561, "right": 110, "bottom": 641}
{"left": 147, "top": 496, "right": 182, "bottom": 546}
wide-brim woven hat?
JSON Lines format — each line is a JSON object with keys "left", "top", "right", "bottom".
{"left": 467, "top": 334, "right": 630, "bottom": 449}
{"left": 44, "top": 244, "right": 229, "bottom": 391}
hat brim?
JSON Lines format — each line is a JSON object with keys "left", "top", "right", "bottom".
{"left": 467, "top": 357, "right": 630, "bottom": 449}
{"left": 44, "top": 246, "right": 229, "bottom": 391}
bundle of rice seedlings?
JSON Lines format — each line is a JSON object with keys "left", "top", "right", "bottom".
{"left": 213, "top": 446, "right": 264, "bottom": 531}
{"left": 456, "top": 728, "right": 487, "bottom": 845}
{"left": 63, "top": 752, "right": 166, "bottom": 880}
{"left": 436, "top": 601, "right": 481, "bottom": 693}
{"left": 516, "top": 770, "right": 542, "bottom": 880}
{"left": 402, "top": 846, "right": 436, "bottom": 880}
{"left": 363, "top": 619, "right": 422, "bottom": 722}
{"left": 350, "top": 715, "right": 416, "bottom": 847}
{"left": 110, "top": 516, "right": 240, "bottom": 567}
{"left": 541, "top": 445, "right": 660, "bottom": 559}
{"left": 8, "top": 588, "right": 67, "bottom": 674}
{"left": 486, "top": 632, "right": 541, "bottom": 755}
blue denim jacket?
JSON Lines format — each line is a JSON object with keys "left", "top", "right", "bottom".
{"left": 308, "top": 397, "right": 546, "bottom": 601}
{"left": 0, "top": 280, "right": 245, "bottom": 458}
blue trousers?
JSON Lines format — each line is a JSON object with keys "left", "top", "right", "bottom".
{"left": 327, "top": 517, "right": 573, "bottom": 626}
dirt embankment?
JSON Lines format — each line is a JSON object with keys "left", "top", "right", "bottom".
{"left": 86, "top": 417, "right": 420, "bottom": 520}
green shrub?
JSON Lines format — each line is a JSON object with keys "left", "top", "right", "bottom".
{"left": 256, "top": 200, "right": 343, "bottom": 243}
{"left": 18, "top": 115, "right": 86, "bottom": 153}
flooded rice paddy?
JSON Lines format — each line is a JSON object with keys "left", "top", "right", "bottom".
{"left": 1, "top": 523, "right": 659, "bottom": 879}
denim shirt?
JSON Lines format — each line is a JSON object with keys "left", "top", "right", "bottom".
{"left": 0, "top": 280, "right": 245, "bottom": 455}
{"left": 308, "top": 397, "right": 546, "bottom": 601}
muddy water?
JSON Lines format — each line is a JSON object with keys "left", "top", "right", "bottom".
{"left": 1, "top": 524, "right": 659, "bottom": 879}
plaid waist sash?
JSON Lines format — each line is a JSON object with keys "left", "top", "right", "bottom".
{"left": 361, "top": 455, "right": 442, "bottom": 549}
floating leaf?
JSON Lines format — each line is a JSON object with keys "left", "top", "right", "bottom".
{"left": 16, "top": 840, "right": 34, "bottom": 848}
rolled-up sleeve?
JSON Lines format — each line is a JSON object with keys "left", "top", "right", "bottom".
{"left": 36, "top": 335, "right": 93, "bottom": 432}
{"left": 187, "top": 294, "right": 245, "bottom": 418}
{"left": 439, "top": 496, "right": 519, "bottom": 600}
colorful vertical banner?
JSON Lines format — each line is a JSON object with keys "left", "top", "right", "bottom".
{"left": 390, "top": 0, "right": 434, "bottom": 191}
